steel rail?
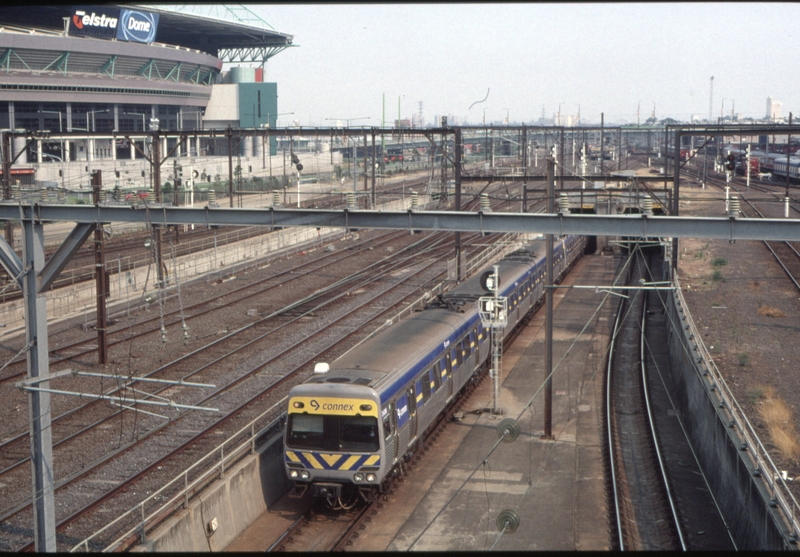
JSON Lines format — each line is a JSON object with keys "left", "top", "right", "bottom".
{"left": 640, "top": 296, "right": 686, "bottom": 550}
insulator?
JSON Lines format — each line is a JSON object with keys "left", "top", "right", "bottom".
{"left": 728, "top": 195, "right": 740, "bottom": 218}
{"left": 558, "top": 193, "right": 570, "bottom": 214}
{"left": 642, "top": 196, "right": 653, "bottom": 215}
{"left": 207, "top": 189, "right": 216, "bottom": 203}
{"left": 346, "top": 192, "right": 356, "bottom": 210}
{"left": 58, "top": 189, "right": 66, "bottom": 203}
{"left": 410, "top": 191, "right": 419, "bottom": 210}
{"left": 480, "top": 193, "right": 491, "bottom": 212}
{"left": 99, "top": 190, "right": 108, "bottom": 203}
{"left": 40, "top": 189, "right": 48, "bottom": 202}
{"left": 272, "top": 191, "right": 281, "bottom": 207}
{"left": 145, "top": 293, "right": 157, "bottom": 304}
{"left": 160, "top": 326, "right": 167, "bottom": 344}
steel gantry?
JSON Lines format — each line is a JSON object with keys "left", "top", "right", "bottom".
{"left": 4, "top": 122, "right": 800, "bottom": 550}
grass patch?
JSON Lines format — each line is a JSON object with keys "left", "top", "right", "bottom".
{"left": 756, "top": 386, "right": 800, "bottom": 464}
{"left": 758, "top": 305, "right": 786, "bottom": 318}
{"left": 737, "top": 353, "right": 750, "bottom": 367}
{"left": 711, "top": 269, "right": 725, "bottom": 282}
{"left": 748, "top": 386, "right": 766, "bottom": 404}
{"left": 711, "top": 257, "right": 728, "bottom": 268}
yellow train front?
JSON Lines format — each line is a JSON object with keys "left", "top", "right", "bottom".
{"left": 283, "top": 382, "right": 384, "bottom": 508}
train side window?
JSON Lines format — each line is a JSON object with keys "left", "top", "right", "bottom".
{"left": 422, "top": 371, "right": 431, "bottom": 400}
{"left": 450, "top": 348, "right": 458, "bottom": 370}
{"left": 461, "top": 337, "right": 471, "bottom": 359}
{"left": 477, "top": 322, "right": 484, "bottom": 342}
{"left": 433, "top": 361, "right": 442, "bottom": 390}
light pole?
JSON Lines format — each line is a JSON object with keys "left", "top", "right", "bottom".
{"left": 575, "top": 104, "right": 580, "bottom": 126}
{"left": 503, "top": 108, "right": 509, "bottom": 126}
{"left": 324, "top": 117, "right": 369, "bottom": 192}
{"left": 87, "top": 109, "right": 109, "bottom": 133}
{"left": 86, "top": 109, "right": 109, "bottom": 183}
{"left": 557, "top": 103, "right": 562, "bottom": 126}
{"left": 124, "top": 112, "right": 147, "bottom": 132}
{"left": 263, "top": 112, "right": 294, "bottom": 170}
{"left": 38, "top": 110, "right": 64, "bottom": 170}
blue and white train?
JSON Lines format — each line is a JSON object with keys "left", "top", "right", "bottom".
{"left": 283, "top": 234, "right": 587, "bottom": 507}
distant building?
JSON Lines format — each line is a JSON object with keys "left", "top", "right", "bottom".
{"left": 766, "top": 96, "right": 782, "bottom": 121}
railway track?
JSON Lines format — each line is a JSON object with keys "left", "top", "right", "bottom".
{"left": 699, "top": 171, "right": 800, "bottom": 294}
{"left": 0, "top": 172, "right": 544, "bottom": 551}
{"left": 606, "top": 246, "right": 683, "bottom": 550}
{"left": 4, "top": 227, "right": 532, "bottom": 552}
{"left": 0, "top": 227, "right": 466, "bottom": 548}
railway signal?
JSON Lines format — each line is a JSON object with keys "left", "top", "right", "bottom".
{"left": 726, "top": 153, "right": 736, "bottom": 171}
{"left": 746, "top": 145, "right": 751, "bottom": 188}
{"left": 478, "top": 265, "right": 506, "bottom": 415}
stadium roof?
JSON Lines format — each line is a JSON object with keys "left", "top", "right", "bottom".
{"left": 0, "top": 5, "right": 294, "bottom": 64}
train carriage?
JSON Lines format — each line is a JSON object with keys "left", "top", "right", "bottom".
{"left": 284, "top": 234, "right": 586, "bottom": 507}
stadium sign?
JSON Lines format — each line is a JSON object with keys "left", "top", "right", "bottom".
{"left": 68, "top": 7, "right": 159, "bottom": 44}
{"left": 69, "top": 8, "right": 119, "bottom": 39}
{"left": 117, "top": 9, "right": 159, "bottom": 44}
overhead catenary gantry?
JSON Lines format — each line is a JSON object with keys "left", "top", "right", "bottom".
{"left": 3, "top": 121, "right": 800, "bottom": 551}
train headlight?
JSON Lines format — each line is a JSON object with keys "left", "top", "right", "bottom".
{"left": 300, "top": 470, "right": 310, "bottom": 480}
{"left": 366, "top": 473, "right": 377, "bottom": 482}
{"left": 353, "top": 473, "right": 364, "bottom": 482}
{"left": 289, "top": 469, "right": 299, "bottom": 479}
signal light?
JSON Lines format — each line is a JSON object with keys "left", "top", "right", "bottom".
{"left": 726, "top": 153, "right": 735, "bottom": 171}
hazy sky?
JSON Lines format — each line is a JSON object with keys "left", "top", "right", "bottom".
{"left": 204, "top": 3, "right": 797, "bottom": 126}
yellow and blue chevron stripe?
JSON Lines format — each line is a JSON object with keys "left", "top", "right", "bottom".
{"left": 285, "top": 450, "right": 381, "bottom": 471}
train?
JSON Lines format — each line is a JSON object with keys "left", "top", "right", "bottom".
{"left": 283, "top": 234, "right": 587, "bottom": 508}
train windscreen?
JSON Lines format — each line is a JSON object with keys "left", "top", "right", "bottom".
{"left": 287, "top": 414, "right": 379, "bottom": 452}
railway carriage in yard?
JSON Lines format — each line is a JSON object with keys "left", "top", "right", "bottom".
{"left": 284, "top": 234, "right": 586, "bottom": 508}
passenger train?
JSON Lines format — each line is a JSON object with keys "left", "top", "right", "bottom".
{"left": 283, "top": 234, "right": 587, "bottom": 507}
{"left": 727, "top": 147, "right": 800, "bottom": 181}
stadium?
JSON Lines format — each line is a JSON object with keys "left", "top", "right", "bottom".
{"left": 0, "top": 4, "right": 296, "bottom": 191}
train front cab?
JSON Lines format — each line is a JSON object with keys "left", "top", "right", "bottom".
{"left": 284, "top": 388, "right": 385, "bottom": 504}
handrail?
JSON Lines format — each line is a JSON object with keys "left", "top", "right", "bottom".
{"left": 70, "top": 398, "right": 286, "bottom": 552}
{"left": 673, "top": 275, "right": 799, "bottom": 543}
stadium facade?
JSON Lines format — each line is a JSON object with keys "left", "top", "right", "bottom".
{"left": 0, "top": 5, "right": 292, "bottom": 188}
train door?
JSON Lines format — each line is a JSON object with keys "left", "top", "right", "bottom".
{"left": 407, "top": 386, "right": 418, "bottom": 441}
{"left": 383, "top": 402, "right": 398, "bottom": 464}
{"left": 445, "top": 352, "right": 454, "bottom": 398}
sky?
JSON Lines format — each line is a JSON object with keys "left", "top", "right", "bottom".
{"left": 184, "top": 3, "right": 798, "bottom": 127}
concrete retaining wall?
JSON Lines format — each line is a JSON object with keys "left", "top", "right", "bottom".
{"left": 134, "top": 433, "right": 292, "bottom": 552}
{"left": 666, "top": 290, "right": 792, "bottom": 550}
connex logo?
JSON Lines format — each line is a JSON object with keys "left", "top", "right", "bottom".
{"left": 117, "top": 10, "right": 159, "bottom": 44}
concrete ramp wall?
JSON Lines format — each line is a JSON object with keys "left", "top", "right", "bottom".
{"left": 666, "top": 285, "right": 796, "bottom": 549}
{"left": 133, "top": 433, "right": 291, "bottom": 552}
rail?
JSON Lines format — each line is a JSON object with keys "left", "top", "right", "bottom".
{"left": 673, "top": 276, "right": 800, "bottom": 543}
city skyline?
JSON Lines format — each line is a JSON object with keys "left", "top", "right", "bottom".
{"left": 210, "top": 3, "right": 797, "bottom": 127}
